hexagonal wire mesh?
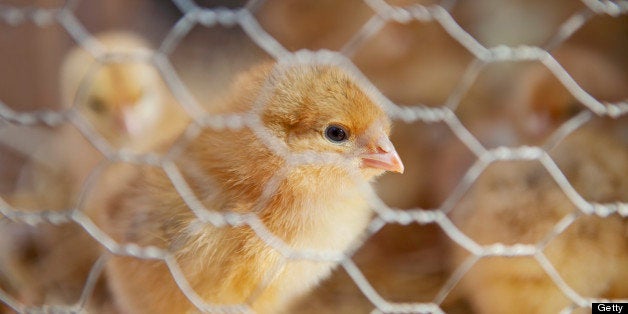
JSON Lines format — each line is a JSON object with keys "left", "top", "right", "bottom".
{"left": 0, "top": 0, "right": 627, "bottom": 313}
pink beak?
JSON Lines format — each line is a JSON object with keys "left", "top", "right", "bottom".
{"left": 360, "top": 134, "right": 404, "bottom": 174}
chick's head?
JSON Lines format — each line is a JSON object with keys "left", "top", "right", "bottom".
{"left": 82, "top": 62, "right": 163, "bottom": 142}
{"left": 61, "top": 31, "right": 164, "bottom": 145}
{"left": 260, "top": 64, "right": 404, "bottom": 178}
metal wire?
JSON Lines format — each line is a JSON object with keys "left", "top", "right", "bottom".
{"left": 0, "top": 0, "right": 626, "bottom": 313}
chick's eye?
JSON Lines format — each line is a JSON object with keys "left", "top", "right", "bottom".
{"left": 325, "top": 125, "right": 348, "bottom": 143}
{"left": 89, "top": 97, "right": 106, "bottom": 113}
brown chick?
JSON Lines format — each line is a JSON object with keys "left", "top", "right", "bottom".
{"left": 95, "top": 62, "right": 404, "bottom": 314}
{"left": 445, "top": 45, "right": 628, "bottom": 313}
{"left": 511, "top": 45, "right": 628, "bottom": 143}
{"left": 61, "top": 31, "right": 189, "bottom": 152}
{"left": 448, "top": 121, "right": 627, "bottom": 314}
{"left": 0, "top": 31, "right": 188, "bottom": 310}
{"left": 2, "top": 30, "right": 188, "bottom": 210}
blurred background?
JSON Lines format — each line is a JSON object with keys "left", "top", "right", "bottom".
{"left": 0, "top": 0, "right": 626, "bottom": 313}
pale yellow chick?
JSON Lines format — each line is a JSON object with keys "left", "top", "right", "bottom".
{"left": 0, "top": 31, "right": 189, "bottom": 310}
{"left": 448, "top": 123, "right": 627, "bottom": 314}
{"left": 61, "top": 31, "right": 189, "bottom": 152}
{"left": 94, "top": 62, "right": 404, "bottom": 314}
{"left": 448, "top": 45, "right": 627, "bottom": 314}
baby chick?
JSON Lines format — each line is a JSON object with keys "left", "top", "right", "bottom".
{"left": 0, "top": 31, "right": 188, "bottom": 309}
{"left": 61, "top": 31, "right": 188, "bottom": 152}
{"left": 95, "top": 62, "right": 404, "bottom": 314}
{"left": 511, "top": 45, "right": 627, "bottom": 142}
{"left": 3, "top": 31, "right": 189, "bottom": 209}
{"left": 449, "top": 121, "right": 627, "bottom": 314}
{"left": 445, "top": 45, "right": 628, "bottom": 313}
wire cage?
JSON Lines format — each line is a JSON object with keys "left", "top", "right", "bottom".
{"left": 0, "top": 0, "right": 626, "bottom": 313}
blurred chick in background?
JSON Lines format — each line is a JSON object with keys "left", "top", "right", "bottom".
{"left": 94, "top": 62, "right": 404, "bottom": 314}
{"left": 3, "top": 30, "right": 189, "bottom": 210}
{"left": 449, "top": 123, "right": 627, "bottom": 314}
{"left": 448, "top": 46, "right": 628, "bottom": 313}
{"left": 511, "top": 45, "right": 628, "bottom": 143}
{"left": 0, "top": 31, "right": 188, "bottom": 310}
{"left": 61, "top": 31, "right": 189, "bottom": 152}
{"left": 432, "top": 45, "right": 628, "bottom": 204}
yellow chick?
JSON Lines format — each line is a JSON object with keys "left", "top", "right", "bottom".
{"left": 511, "top": 45, "right": 627, "bottom": 142}
{"left": 0, "top": 31, "right": 189, "bottom": 310}
{"left": 94, "top": 62, "right": 404, "bottom": 314}
{"left": 443, "top": 45, "right": 628, "bottom": 314}
{"left": 2, "top": 31, "right": 189, "bottom": 209}
{"left": 449, "top": 122, "right": 627, "bottom": 314}
{"left": 61, "top": 31, "right": 189, "bottom": 152}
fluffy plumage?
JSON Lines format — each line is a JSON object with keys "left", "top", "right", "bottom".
{"left": 96, "top": 63, "right": 404, "bottom": 313}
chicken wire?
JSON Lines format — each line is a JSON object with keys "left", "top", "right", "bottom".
{"left": 0, "top": 0, "right": 627, "bottom": 313}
